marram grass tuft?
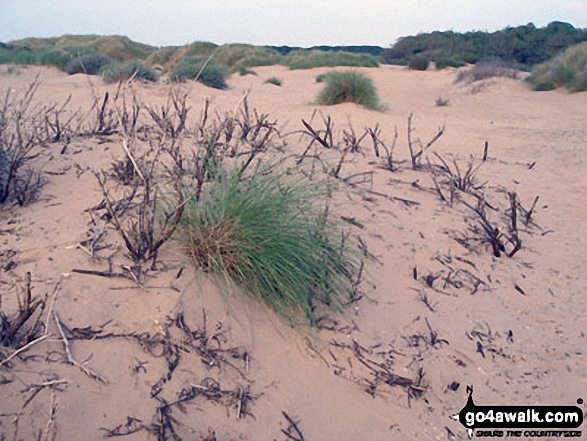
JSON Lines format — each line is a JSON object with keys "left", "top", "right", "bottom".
{"left": 316, "top": 70, "right": 382, "bottom": 110}
{"left": 176, "top": 166, "right": 358, "bottom": 325}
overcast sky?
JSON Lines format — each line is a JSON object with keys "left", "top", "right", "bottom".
{"left": 1, "top": 0, "right": 586, "bottom": 47}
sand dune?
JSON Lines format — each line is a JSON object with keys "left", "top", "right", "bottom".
{"left": 0, "top": 65, "right": 585, "bottom": 440}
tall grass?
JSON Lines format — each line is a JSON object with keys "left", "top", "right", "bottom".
{"left": 408, "top": 56, "right": 429, "bottom": 71}
{"left": 317, "top": 70, "right": 382, "bottom": 110}
{"left": 527, "top": 42, "right": 587, "bottom": 92}
{"left": 177, "top": 166, "right": 356, "bottom": 324}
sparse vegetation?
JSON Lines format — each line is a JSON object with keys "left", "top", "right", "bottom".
{"left": 65, "top": 52, "right": 112, "bottom": 75}
{"left": 408, "top": 56, "right": 429, "bottom": 71}
{"left": 286, "top": 50, "right": 379, "bottom": 70}
{"left": 264, "top": 77, "right": 282, "bottom": 86}
{"left": 527, "top": 41, "right": 587, "bottom": 92}
{"left": 177, "top": 166, "right": 356, "bottom": 323}
{"left": 317, "top": 70, "right": 381, "bottom": 110}
{"left": 101, "top": 60, "right": 158, "bottom": 83}
{"left": 170, "top": 56, "right": 230, "bottom": 89}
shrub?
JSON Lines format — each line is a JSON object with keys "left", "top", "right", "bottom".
{"left": 264, "top": 77, "right": 282, "bottom": 86}
{"left": 316, "top": 70, "right": 381, "bottom": 110}
{"left": 527, "top": 42, "right": 587, "bottom": 92}
{"left": 455, "top": 60, "right": 520, "bottom": 83}
{"left": 101, "top": 60, "right": 158, "bottom": 83}
{"left": 176, "top": 166, "right": 357, "bottom": 324}
{"left": 0, "top": 80, "right": 48, "bottom": 206}
{"left": 37, "top": 47, "right": 72, "bottom": 70}
{"left": 65, "top": 53, "right": 112, "bottom": 75}
{"left": 316, "top": 73, "right": 327, "bottom": 83}
{"left": 408, "top": 56, "right": 429, "bottom": 71}
{"left": 170, "top": 57, "right": 230, "bottom": 89}
{"left": 0, "top": 45, "right": 36, "bottom": 65}
{"left": 435, "top": 57, "right": 466, "bottom": 70}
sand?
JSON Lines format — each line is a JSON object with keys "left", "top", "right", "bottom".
{"left": 0, "top": 64, "right": 585, "bottom": 441}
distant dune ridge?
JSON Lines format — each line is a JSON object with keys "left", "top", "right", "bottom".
{"left": 1, "top": 21, "right": 586, "bottom": 77}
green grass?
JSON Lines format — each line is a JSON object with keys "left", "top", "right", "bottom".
{"left": 527, "top": 42, "right": 587, "bottom": 92}
{"left": 316, "top": 70, "right": 382, "bottom": 110}
{"left": 101, "top": 60, "right": 158, "bottom": 83}
{"left": 264, "top": 77, "right": 282, "bottom": 86}
{"left": 286, "top": 50, "right": 379, "bottom": 70}
{"left": 176, "top": 166, "right": 357, "bottom": 324}
{"left": 170, "top": 56, "right": 230, "bottom": 89}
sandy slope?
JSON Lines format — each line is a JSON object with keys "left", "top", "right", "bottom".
{"left": 0, "top": 64, "right": 585, "bottom": 441}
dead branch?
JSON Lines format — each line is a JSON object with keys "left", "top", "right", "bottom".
{"left": 53, "top": 312, "right": 108, "bottom": 384}
{"left": 407, "top": 113, "right": 445, "bottom": 168}
{"left": 282, "top": 411, "right": 305, "bottom": 441}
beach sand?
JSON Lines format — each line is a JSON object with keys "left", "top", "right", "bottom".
{"left": 0, "top": 64, "right": 585, "bottom": 440}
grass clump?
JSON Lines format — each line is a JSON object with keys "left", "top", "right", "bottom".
{"left": 435, "top": 95, "right": 450, "bottom": 106}
{"left": 65, "top": 52, "right": 112, "bottom": 75}
{"left": 527, "top": 42, "right": 587, "bottom": 92}
{"left": 408, "top": 56, "right": 430, "bottom": 71}
{"left": 101, "top": 60, "right": 158, "bottom": 83}
{"left": 171, "top": 56, "right": 230, "bottom": 89}
{"left": 316, "top": 70, "right": 381, "bottom": 110}
{"left": 237, "top": 65, "right": 257, "bottom": 76}
{"left": 264, "top": 77, "right": 282, "bottom": 86}
{"left": 177, "top": 167, "right": 356, "bottom": 324}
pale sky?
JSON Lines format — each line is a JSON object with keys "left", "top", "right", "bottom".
{"left": 1, "top": 0, "right": 586, "bottom": 47}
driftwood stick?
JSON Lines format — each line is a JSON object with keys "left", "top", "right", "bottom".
{"left": 0, "top": 334, "right": 49, "bottom": 367}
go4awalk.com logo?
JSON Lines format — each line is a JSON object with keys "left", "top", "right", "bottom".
{"left": 450, "top": 386, "right": 584, "bottom": 439}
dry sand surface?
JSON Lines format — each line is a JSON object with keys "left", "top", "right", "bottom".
{"left": 0, "top": 64, "right": 586, "bottom": 440}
